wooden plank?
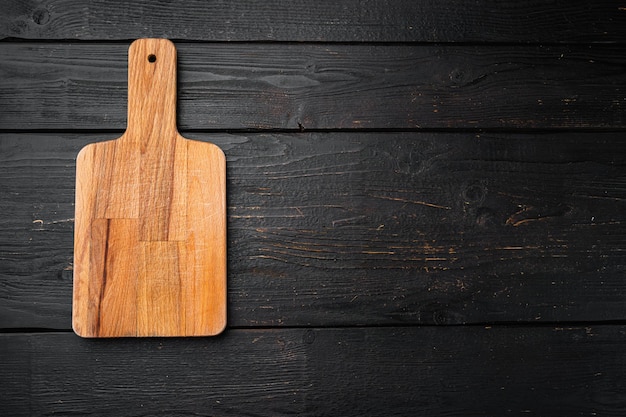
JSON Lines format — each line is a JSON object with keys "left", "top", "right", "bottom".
{"left": 2, "top": 43, "right": 626, "bottom": 130}
{"left": 1, "top": 132, "right": 624, "bottom": 329}
{"left": 2, "top": 0, "right": 625, "bottom": 43}
{"left": 2, "top": 326, "right": 625, "bottom": 416}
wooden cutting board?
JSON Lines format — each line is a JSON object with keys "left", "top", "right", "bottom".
{"left": 72, "top": 39, "right": 226, "bottom": 337}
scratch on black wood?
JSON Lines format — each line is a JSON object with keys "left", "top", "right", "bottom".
{"left": 506, "top": 205, "right": 571, "bottom": 227}
{"left": 332, "top": 215, "right": 367, "bottom": 227}
{"left": 370, "top": 194, "right": 451, "bottom": 210}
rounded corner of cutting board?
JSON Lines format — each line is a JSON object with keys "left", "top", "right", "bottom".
{"left": 215, "top": 324, "right": 228, "bottom": 336}
{"left": 71, "top": 320, "right": 88, "bottom": 338}
{"left": 131, "top": 37, "right": 175, "bottom": 46}
{"left": 182, "top": 135, "right": 226, "bottom": 158}
{"left": 129, "top": 38, "right": 177, "bottom": 58}
{"left": 209, "top": 318, "right": 228, "bottom": 337}
{"left": 75, "top": 142, "right": 94, "bottom": 162}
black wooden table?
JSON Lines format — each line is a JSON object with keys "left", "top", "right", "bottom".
{"left": 1, "top": 1, "right": 626, "bottom": 415}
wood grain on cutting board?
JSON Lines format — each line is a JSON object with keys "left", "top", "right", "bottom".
{"left": 72, "top": 39, "right": 226, "bottom": 337}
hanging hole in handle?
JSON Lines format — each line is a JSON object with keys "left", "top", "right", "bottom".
{"left": 148, "top": 54, "right": 157, "bottom": 63}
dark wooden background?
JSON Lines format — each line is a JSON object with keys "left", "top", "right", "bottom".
{"left": 2, "top": 1, "right": 626, "bottom": 415}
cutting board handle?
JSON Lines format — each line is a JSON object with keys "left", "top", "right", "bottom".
{"left": 124, "top": 38, "right": 178, "bottom": 142}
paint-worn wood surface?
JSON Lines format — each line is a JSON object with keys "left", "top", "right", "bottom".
{"left": 2, "top": 0, "right": 626, "bottom": 43}
{"left": 2, "top": 43, "right": 626, "bottom": 130}
{"left": 2, "top": 131, "right": 625, "bottom": 329}
{"left": 2, "top": 326, "right": 625, "bottom": 417}
{"left": 1, "top": 1, "right": 625, "bottom": 415}
{"left": 73, "top": 39, "right": 226, "bottom": 337}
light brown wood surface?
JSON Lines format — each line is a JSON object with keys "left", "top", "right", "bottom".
{"left": 72, "top": 39, "right": 226, "bottom": 337}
